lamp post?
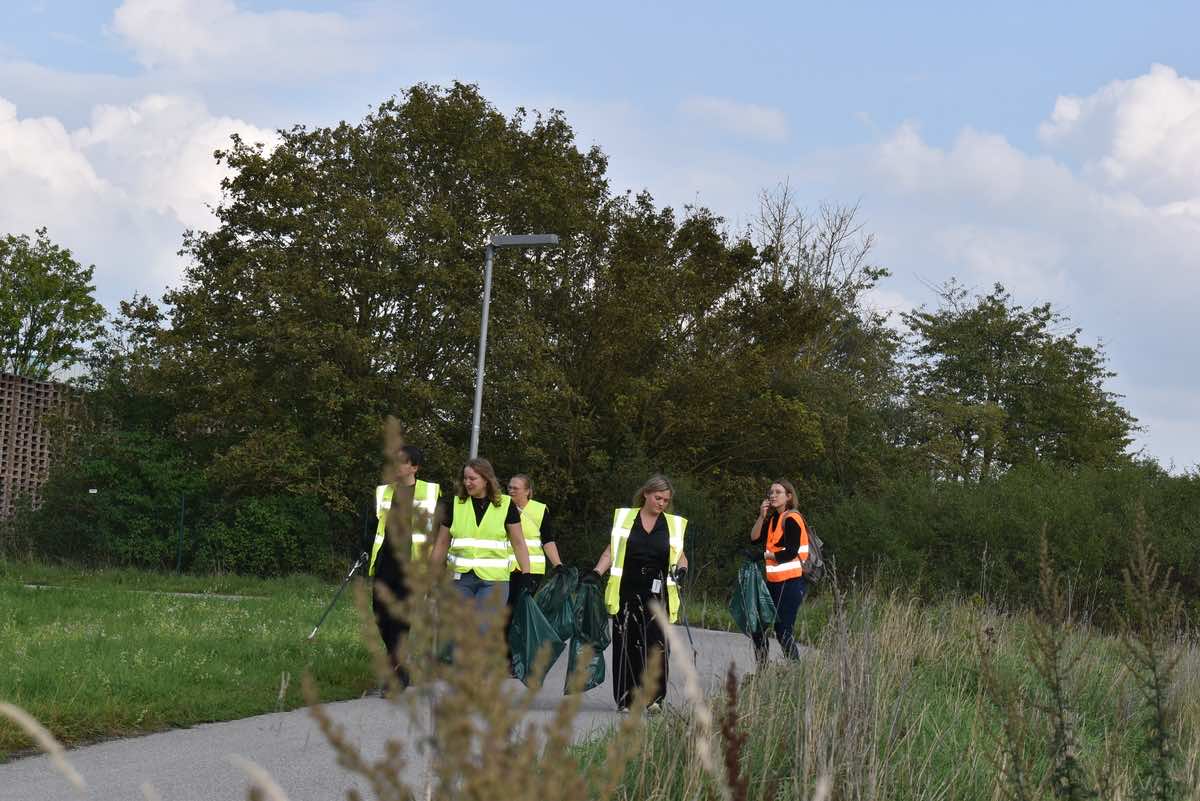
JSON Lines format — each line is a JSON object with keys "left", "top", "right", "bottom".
{"left": 469, "top": 233, "right": 560, "bottom": 458}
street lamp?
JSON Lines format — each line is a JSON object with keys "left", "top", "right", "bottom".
{"left": 469, "top": 233, "right": 560, "bottom": 458}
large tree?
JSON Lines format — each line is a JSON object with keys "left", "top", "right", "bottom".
{"left": 0, "top": 228, "right": 106, "bottom": 380}
{"left": 903, "top": 281, "right": 1136, "bottom": 480}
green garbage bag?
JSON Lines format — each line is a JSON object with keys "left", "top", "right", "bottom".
{"left": 508, "top": 590, "right": 567, "bottom": 686}
{"left": 565, "top": 578, "right": 610, "bottom": 693}
{"left": 534, "top": 566, "right": 579, "bottom": 642}
{"left": 729, "top": 560, "right": 776, "bottom": 636}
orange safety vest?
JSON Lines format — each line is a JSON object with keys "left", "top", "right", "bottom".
{"left": 765, "top": 510, "right": 810, "bottom": 582}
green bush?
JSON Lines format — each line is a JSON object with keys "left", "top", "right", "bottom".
{"left": 192, "top": 495, "right": 331, "bottom": 576}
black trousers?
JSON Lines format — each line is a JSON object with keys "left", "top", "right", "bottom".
{"left": 611, "top": 594, "right": 668, "bottom": 709}
{"left": 373, "top": 573, "right": 411, "bottom": 686}
{"left": 751, "top": 576, "right": 806, "bottom": 663}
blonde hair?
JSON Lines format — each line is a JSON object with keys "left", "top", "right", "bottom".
{"left": 632, "top": 474, "right": 674, "bottom": 509}
{"left": 509, "top": 473, "right": 533, "bottom": 495}
{"left": 457, "top": 458, "right": 503, "bottom": 506}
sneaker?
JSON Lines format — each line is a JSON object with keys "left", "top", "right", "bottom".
{"left": 646, "top": 702, "right": 662, "bottom": 715}
{"left": 616, "top": 706, "right": 630, "bottom": 714}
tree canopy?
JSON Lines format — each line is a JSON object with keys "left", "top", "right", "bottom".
{"left": 902, "top": 281, "right": 1136, "bottom": 481}
{"left": 0, "top": 228, "right": 106, "bottom": 380}
{"left": 14, "top": 82, "right": 1152, "bottom": 590}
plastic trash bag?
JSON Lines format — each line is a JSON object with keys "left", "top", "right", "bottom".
{"left": 534, "top": 565, "right": 579, "bottom": 642}
{"left": 508, "top": 590, "right": 566, "bottom": 686}
{"left": 729, "top": 560, "right": 776, "bottom": 636}
{"left": 565, "top": 578, "right": 610, "bottom": 693}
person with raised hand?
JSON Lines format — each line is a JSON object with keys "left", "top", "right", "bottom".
{"left": 748, "top": 478, "right": 810, "bottom": 663}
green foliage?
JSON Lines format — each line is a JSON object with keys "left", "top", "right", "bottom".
{"left": 0, "top": 228, "right": 106, "bottom": 380}
{"left": 17, "top": 82, "right": 1176, "bottom": 610}
{"left": 818, "top": 460, "right": 1200, "bottom": 622}
{"left": 191, "top": 494, "right": 331, "bottom": 576}
{"left": 903, "top": 281, "right": 1136, "bottom": 480}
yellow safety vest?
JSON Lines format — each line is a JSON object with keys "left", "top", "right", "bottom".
{"left": 603, "top": 508, "right": 686, "bottom": 622}
{"left": 370, "top": 479, "right": 440, "bottom": 575}
{"left": 514, "top": 499, "right": 548, "bottom": 575}
{"left": 448, "top": 494, "right": 515, "bottom": 582}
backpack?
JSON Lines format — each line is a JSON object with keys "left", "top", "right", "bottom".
{"left": 800, "top": 515, "right": 827, "bottom": 583}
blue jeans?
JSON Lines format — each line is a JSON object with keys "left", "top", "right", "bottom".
{"left": 453, "top": 569, "right": 505, "bottom": 606}
{"left": 752, "top": 576, "right": 807, "bottom": 662}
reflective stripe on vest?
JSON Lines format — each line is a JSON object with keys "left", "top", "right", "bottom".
{"left": 764, "top": 510, "right": 810, "bottom": 582}
{"left": 603, "top": 508, "right": 686, "bottom": 623}
{"left": 448, "top": 495, "right": 514, "bottom": 581}
{"left": 369, "top": 479, "right": 440, "bottom": 575}
{"left": 513, "top": 499, "right": 547, "bottom": 575}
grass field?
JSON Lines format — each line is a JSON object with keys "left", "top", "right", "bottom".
{"left": 0, "top": 561, "right": 375, "bottom": 760}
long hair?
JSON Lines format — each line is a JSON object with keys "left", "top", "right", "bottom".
{"left": 632, "top": 474, "right": 674, "bottom": 509}
{"left": 457, "top": 457, "right": 503, "bottom": 506}
{"left": 770, "top": 478, "right": 800, "bottom": 511}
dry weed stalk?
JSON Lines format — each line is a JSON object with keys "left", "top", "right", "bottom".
{"left": 229, "top": 755, "right": 293, "bottom": 801}
{"left": 718, "top": 664, "right": 748, "bottom": 801}
{"left": 650, "top": 598, "right": 728, "bottom": 800}
{"left": 0, "top": 701, "right": 86, "bottom": 791}
{"left": 1118, "top": 506, "right": 1184, "bottom": 800}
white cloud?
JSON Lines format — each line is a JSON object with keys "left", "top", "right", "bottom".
{"left": 110, "top": 0, "right": 392, "bottom": 81}
{"left": 679, "top": 96, "right": 789, "bottom": 142}
{"left": 0, "top": 94, "right": 275, "bottom": 307}
{"left": 805, "top": 70, "right": 1200, "bottom": 470}
{"left": 1039, "top": 63, "right": 1200, "bottom": 209}
{"left": 73, "top": 94, "right": 276, "bottom": 230}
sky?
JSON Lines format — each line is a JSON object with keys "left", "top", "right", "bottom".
{"left": 2, "top": 1, "right": 1199, "bottom": 470}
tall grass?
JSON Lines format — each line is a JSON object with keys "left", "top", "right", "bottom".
{"left": 578, "top": 562, "right": 1200, "bottom": 800}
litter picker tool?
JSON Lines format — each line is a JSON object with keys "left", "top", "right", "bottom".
{"left": 308, "top": 551, "right": 369, "bottom": 641}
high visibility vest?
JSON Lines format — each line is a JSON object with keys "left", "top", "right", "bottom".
{"left": 369, "top": 479, "right": 440, "bottom": 575}
{"left": 447, "top": 494, "right": 515, "bottom": 581}
{"left": 764, "top": 510, "right": 810, "bottom": 582}
{"left": 603, "top": 508, "right": 686, "bottom": 623}
{"left": 514, "top": 499, "right": 548, "bottom": 575}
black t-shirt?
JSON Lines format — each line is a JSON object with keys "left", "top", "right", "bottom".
{"left": 621, "top": 512, "right": 670, "bottom": 600}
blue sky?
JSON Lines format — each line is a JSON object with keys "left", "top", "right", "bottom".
{"left": 3, "top": 1, "right": 1199, "bottom": 469}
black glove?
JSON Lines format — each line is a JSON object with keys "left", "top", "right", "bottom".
{"left": 671, "top": 566, "right": 688, "bottom": 584}
{"left": 580, "top": 570, "right": 602, "bottom": 588}
{"left": 742, "top": 547, "right": 766, "bottom": 563}
{"left": 552, "top": 563, "right": 569, "bottom": 577}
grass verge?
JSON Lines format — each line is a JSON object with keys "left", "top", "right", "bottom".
{"left": 0, "top": 561, "right": 373, "bottom": 760}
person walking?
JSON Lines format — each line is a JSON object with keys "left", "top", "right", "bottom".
{"left": 429, "top": 458, "right": 531, "bottom": 607}
{"left": 370, "top": 444, "right": 442, "bottom": 687}
{"left": 506, "top": 474, "right": 564, "bottom": 602}
{"left": 588, "top": 474, "right": 688, "bottom": 712}
{"left": 748, "top": 479, "right": 810, "bottom": 663}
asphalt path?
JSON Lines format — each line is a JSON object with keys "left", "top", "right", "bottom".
{"left": 1, "top": 626, "right": 766, "bottom": 801}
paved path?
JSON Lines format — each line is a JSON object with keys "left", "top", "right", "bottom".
{"left": 1, "top": 627, "right": 764, "bottom": 801}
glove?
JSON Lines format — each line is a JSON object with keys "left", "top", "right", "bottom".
{"left": 580, "top": 570, "right": 603, "bottom": 588}
{"left": 552, "top": 563, "right": 569, "bottom": 577}
{"left": 671, "top": 566, "right": 688, "bottom": 584}
{"left": 742, "top": 547, "right": 766, "bottom": 563}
